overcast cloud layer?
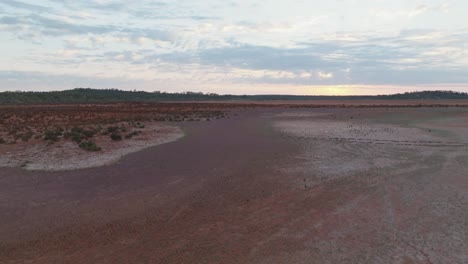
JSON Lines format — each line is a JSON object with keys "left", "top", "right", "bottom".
{"left": 0, "top": 0, "right": 467, "bottom": 94}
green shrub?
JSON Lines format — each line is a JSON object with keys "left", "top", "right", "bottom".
{"left": 110, "top": 133, "right": 122, "bottom": 141}
{"left": 21, "top": 131, "right": 34, "bottom": 142}
{"left": 125, "top": 131, "right": 140, "bottom": 139}
{"left": 44, "top": 129, "right": 62, "bottom": 142}
{"left": 107, "top": 126, "right": 119, "bottom": 133}
{"left": 79, "top": 140, "right": 101, "bottom": 151}
{"left": 64, "top": 130, "right": 84, "bottom": 143}
{"left": 82, "top": 129, "right": 95, "bottom": 138}
{"left": 63, "top": 126, "right": 97, "bottom": 143}
{"left": 70, "top": 127, "right": 83, "bottom": 134}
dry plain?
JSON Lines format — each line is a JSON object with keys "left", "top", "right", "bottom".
{"left": 0, "top": 102, "right": 467, "bottom": 263}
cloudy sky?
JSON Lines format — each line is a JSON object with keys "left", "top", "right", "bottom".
{"left": 0, "top": 0, "right": 467, "bottom": 95}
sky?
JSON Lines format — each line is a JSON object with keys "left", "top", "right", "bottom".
{"left": 0, "top": 0, "right": 467, "bottom": 95}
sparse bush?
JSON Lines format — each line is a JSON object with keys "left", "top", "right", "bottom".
{"left": 133, "top": 122, "right": 145, "bottom": 128}
{"left": 64, "top": 127, "right": 96, "bottom": 142}
{"left": 64, "top": 127, "right": 85, "bottom": 143}
{"left": 125, "top": 131, "right": 140, "bottom": 139}
{"left": 110, "top": 133, "right": 122, "bottom": 141}
{"left": 82, "top": 129, "right": 96, "bottom": 138}
{"left": 107, "top": 126, "right": 119, "bottom": 133}
{"left": 44, "top": 129, "right": 62, "bottom": 142}
{"left": 71, "top": 127, "right": 84, "bottom": 134}
{"left": 14, "top": 133, "right": 22, "bottom": 141}
{"left": 21, "top": 131, "right": 34, "bottom": 142}
{"left": 79, "top": 140, "right": 101, "bottom": 151}
{"left": 64, "top": 132, "right": 82, "bottom": 143}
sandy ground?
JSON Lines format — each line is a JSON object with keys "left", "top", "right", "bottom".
{"left": 272, "top": 108, "right": 468, "bottom": 263}
{"left": 0, "top": 106, "right": 467, "bottom": 263}
{"left": 0, "top": 123, "right": 183, "bottom": 171}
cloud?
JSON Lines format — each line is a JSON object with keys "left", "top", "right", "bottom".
{"left": 408, "top": 4, "right": 430, "bottom": 17}
{"left": 49, "top": 0, "right": 125, "bottom": 12}
{"left": 0, "top": 14, "right": 114, "bottom": 36}
{"left": 33, "top": 26, "right": 467, "bottom": 86}
{"left": 370, "top": 2, "right": 451, "bottom": 20}
{"left": 318, "top": 71, "right": 333, "bottom": 80}
{"left": 0, "top": 13, "right": 175, "bottom": 43}
{"left": 0, "top": 1, "right": 467, "bottom": 93}
{"left": 0, "top": 0, "right": 49, "bottom": 12}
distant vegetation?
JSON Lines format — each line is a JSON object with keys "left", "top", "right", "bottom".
{"left": 375, "top": 90, "right": 468, "bottom": 100}
{"left": 0, "top": 88, "right": 467, "bottom": 104}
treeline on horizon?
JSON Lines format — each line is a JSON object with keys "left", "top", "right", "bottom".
{"left": 0, "top": 88, "right": 468, "bottom": 104}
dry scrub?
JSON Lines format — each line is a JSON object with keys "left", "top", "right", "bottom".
{"left": 0, "top": 123, "right": 183, "bottom": 171}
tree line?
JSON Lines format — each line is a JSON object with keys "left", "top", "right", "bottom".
{"left": 0, "top": 88, "right": 467, "bottom": 104}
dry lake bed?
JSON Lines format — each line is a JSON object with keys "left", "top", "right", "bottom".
{"left": 1, "top": 102, "right": 467, "bottom": 263}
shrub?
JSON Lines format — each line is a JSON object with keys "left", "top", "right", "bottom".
{"left": 64, "top": 130, "right": 84, "bottom": 143}
{"left": 125, "top": 131, "right": 140, "bottom": 139}
{"left": 110, "top": 133, "right": 122, "bottom": 141}
{"left": 82, "top": 129, "right": 95, "bottom": 138}
{"left": 107, "top": 126, "right": 119, "bottom": 133}
{"left": 44, "top": 129, "right": 62, "bottom": 142}
{"left": 14, "top": 133, "right": 22, "bottom": 141}
{"left": 21, "top": 131, "right": 34, "bottom": 142}
{"left": 70, "top": 127, "right": 83, "bottom": 134}
{"left": 0, "top": 137, "right": 5, "bottom": 144}
{"left": 79, "top": 140, "right": 101, "bottom": 151}
{"left": 63, "top": 126, "right": 98, "bottom": 143}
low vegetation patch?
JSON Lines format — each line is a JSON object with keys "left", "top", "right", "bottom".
{"left": 0, "top": 102, "right": 231, "bottom": 150}
{"left": 125, "top": 131, "right": 141, "bottom": 139}
{"left": 106, "top": 126, "right": 119, "bottom": 133}
{"left": 44, "top": 129, "right": 63, "bottom": 142}
{"left": 20, "top": 131, "right": 34, "bottom": 142}
{"left": 79, "top": 140, "right": 101, "bottom": 151}
{"left": 64, "top": 127, "right": 85, "bottom": 143}
{"left": 110, "top": 133, "right": 122, "bottom": 141}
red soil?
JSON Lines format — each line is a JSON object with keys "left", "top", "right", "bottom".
{"left": 0, "top": 105, "right": 467, "bottom": 263}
